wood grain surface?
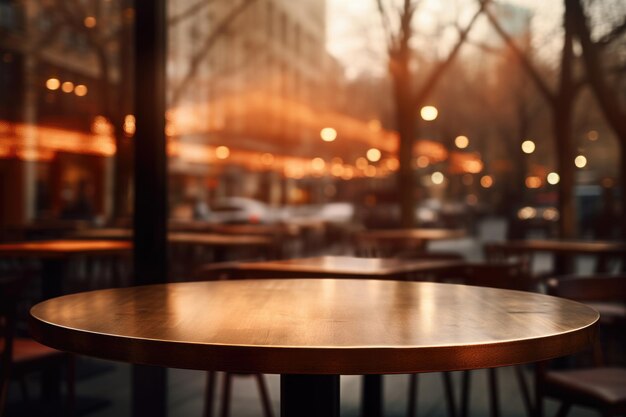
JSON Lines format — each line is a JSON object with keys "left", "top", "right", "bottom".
{"left": 30, "top": 279, "right": 598, "bottom": 375}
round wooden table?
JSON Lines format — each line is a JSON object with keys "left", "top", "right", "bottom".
{"left": 30, "top": 279, "right": 598, "bottom": 417}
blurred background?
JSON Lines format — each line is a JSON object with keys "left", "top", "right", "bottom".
{"left": 0, "top": 0, "right": 623, "bottom": 243}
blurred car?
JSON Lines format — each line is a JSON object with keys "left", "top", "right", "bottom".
{"left": 208, "top": 197, "right": 277, "bottom": 224}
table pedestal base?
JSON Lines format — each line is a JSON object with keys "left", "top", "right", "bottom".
{"left": 281, "top": 374, "right": 339, "bottom": 417}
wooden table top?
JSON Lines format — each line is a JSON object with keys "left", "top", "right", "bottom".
{"left": 491, "top": 239, "right": 626, "bottom": 254}
{"left": 237, "top": 256, "right": 463, "bottom": 277}
{"left": 0, "top": 240, "right": 131, "bottom": 258}
{"left": 73, "top": 229, "right": 271, "bottom": 246}
{"left": 167, "top": 232, "right": 272, "bottom": 246}
{"left": 356, "top": 228, "right": 466, "bottom": 241}
{"left": 30, "top": 279, "right": 598, "bottom": 374}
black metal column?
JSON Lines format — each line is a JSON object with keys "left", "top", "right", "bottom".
{"left": 132, "top": 0, "right": 167, "bottom": 416}
{"left": 281, "top": 374, "right": 340, "bottom": 417}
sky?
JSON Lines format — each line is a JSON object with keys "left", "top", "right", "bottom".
{"left": 326, "top": 0, "right": 563, "bottom": 79}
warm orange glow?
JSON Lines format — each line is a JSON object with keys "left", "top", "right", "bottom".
{"left": 61, "top": 81, "right": 74, "bottom": 93}
{"left": 416, "top": 156, "right": 429, "bottom": 168}
{"left": 0, "top": 120, "right": 116, "bottom": 160}
{"left": 525, "top": 176, "right": 542, "bottom": 188}
{"left": 356, "top": 157, "right": 368, "bottom": 170}
{"left": 330, "top": 163, "right": 344, "bottom": 177}
{"left": 311, "top": 157, "right": 325, "bottom": 171}
{"left": 365, "top": 165, "right": 377, "bottom": 177}
{"left": 413, "top": 140, "right": 447, "bottom": 162}
{"left": 420, "top": 106, "right": 438, "bottom": 121}
{"left": 124, "top": 114, "right": 135, "bottom": 137}
{"left": 480, "top": 175, "right": 494, "bottom": 188}
{"left": 74, "top": 84, "right": 88, "bottom": 97}
{"left": 320, "top": 127, "right": 337, "bottom": 142}
{"left": 46, "top": 78, "right": 60, "bottom": 90}
{"left": 368, "top": 119, "right": 382, "bottom": 132}
{"left": 84, "top": 16, "right": 97, "bottom": 28}
{"left": 385, "top": 158, "right": 399, "bottom": 171}
{"left": 215, "top": 146, "right": 230, "bottom": 159}
{"left": 449, "top": 152, "right": 483, "bottom": 174}
{"left": 341, "top": 167, "right": 354, "bottom": 180}
{"left": 455, "top": 135, "right": 469, "bottom": 149}
{"left": 366, "top": 148, "right": 381, "bottom": 162}
{"left": 587, "top": 130, "right": 598, "bottom": 141}
{"left": 260, "top": 153, "right": 275, "bottom": 165}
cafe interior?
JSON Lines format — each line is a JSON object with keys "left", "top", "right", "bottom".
{"left": 0, "top": 0, "right": 625, "bottom": 416}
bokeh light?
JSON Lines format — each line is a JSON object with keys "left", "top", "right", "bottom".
{"left": 46, "top": 78, "right": 60, "bottom": 90}
{"left": 521, "top": 140, "right": 535, "bottom": 154}
{"left": 455, "top": 135, "right": 469, "bottom": 149}
{"left": 420, "top": 106, "right": 438, "bottom": 121}
{"left": 574, "top": 155, "right": 587, "bottom": 168}
{"left": 547, "top": 172, "right": 560, "bottom": 185}
{"left": 366, "top": 148, "right": 381, "bottom": 162}
{"left": 431, "top": 171, "right": 444, "bottom": 185}
{"left": 320, "top": 127, "right": 337, "bottom": 142}
{"left": 215, "top": 146, "right": 230, "bottom": 159}
{"left": 480, "top": 175, "right": 493, "bottom": 188}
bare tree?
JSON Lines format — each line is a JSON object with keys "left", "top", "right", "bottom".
{"left": 570, "top": 0, "right": 626, "bottom": 240}
{"left": 376, "top": 0, "right": 489, "bottom": 227}
{"left": 46, "top": 0, "right": 258, "bottom": 219}
{"left": 484, "top": 0, "right": 584, "bottom": 238}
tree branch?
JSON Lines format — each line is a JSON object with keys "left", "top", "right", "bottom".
{"left": 170, "top": 0, "right": 259, "bottom": 106}
{"left": 413, "top": 0, "right": 489, "bottom": 105}
{"left": 570, "top": 0, "right": 626, "bottom": 140}
{"left": 483, "top": 0, "right": 555, "bottom": 103}
{"left": 168, "top": 0, "right": 218, "bottom": 26}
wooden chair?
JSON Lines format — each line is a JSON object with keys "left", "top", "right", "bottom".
{"left": 538, "top": 275, "right": 626, "bottom": 417}
{"left": 453, "top": 262, "right": 535, "bottom": 417}
{"left": 192, "top": 263, "right": 274, "bottom": 417}
{"left": 0, "top": 277, "right": 74, "bottom": 416}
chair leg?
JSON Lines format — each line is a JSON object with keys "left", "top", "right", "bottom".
{"left": 407, "top": 374, "right": 418, "bottom": 417}
{"left": 219, "top": 372, "right": 232, "bottom": 417}
{"left": 204, "top": 372, "right": 217, "bottom": 417}
{"left": 442, "top": 372, "right": 457, "bottom": 417}
{"left": 66, "top": 355, "right": 76, "bottom": 417}
{"left": 487, "top": 368, "right": 499, "bottom": 417}
{"left": 514, "top": 366, "right": 533, "bottom": 417}
{"left": 555, "top": 403, "right": 571, "bottom": 417}
{"left": 254, "top": 374, "right": 274, "bottom": 417}
{"left": 460, "top": 371, "right": 470, "bottom": 417}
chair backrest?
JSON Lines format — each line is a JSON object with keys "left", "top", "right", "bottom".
{"left": 548, "top": 275, "right": 626, "bottom": 366}
{"left": 396, "top": 251, "right": 465, "bottom": 262}
{"left": 460, "top": 261, "right": 531, "bottom": 292}
{"left": 192, "top": 262, "right": 242, "bottom": 282}
{"left": 547, "top": 275, "right": 626, "bottom": 302}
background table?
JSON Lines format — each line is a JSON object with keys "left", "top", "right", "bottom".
{"left": 30, "top": 279, "right": 598, "bottom": 417}
{"left": 0, "top": 240, "right": 131, "bottom": 298}
{"left": 234, "top": 255, "right": 464, "bottom": 281}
